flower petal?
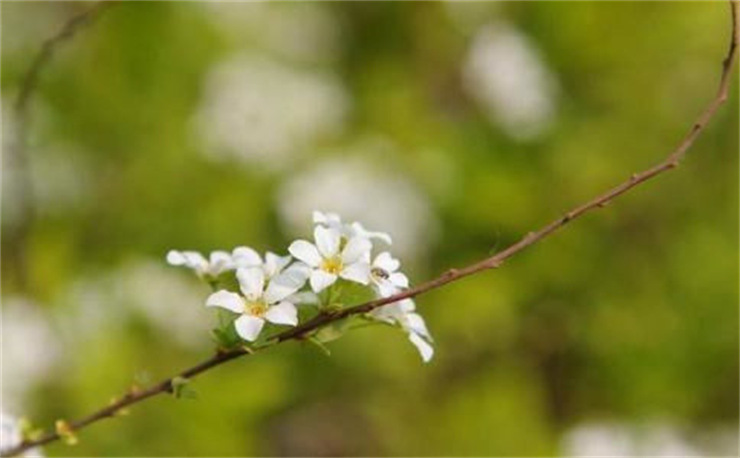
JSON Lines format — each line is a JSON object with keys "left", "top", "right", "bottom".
{"left": 209, "top": 250, "right": 233, "bottom": 274}
{"left": 264, "top": 301, "right": 298, "bottom": 326}
{"left": 310, "top": 269, "right": 337, "bottom": 292}
{"left": 351, "top": 222, "right": 392, "bottom": 245}
{"left": 340, "top": 262, "right": 370, "bottom": 285}
{"left": 286, "top": 291, "right": 319, "bottom": 305}
{"left": 315, "top": 225, "right": 340, "bottom": 257}
{"left": 264, "top": 265, "right": 309, "bottom": 303}
{"left": 264, "top": 252, "right": 291, "bottom": 278}
{"left": 234, "top": 315, "right": 265, "bottom": 341}
{"left": 232, "top": 246, "right": 262, "bottom": 267}
{"left": 408, "top": 332, "right": 434, "bottom": 363}
{"left": 389, "top": 272, "right": 409, "bottom": 289}
{"left": 166, "top": 250, "right": 187, "bottom": 265}
{"left": 313, "top": 211, "right": 342, "bottom": 226}
{"left": 373, "top": 252, "right": 400, "bottom": 272}
{"left": 398, "top": 298, "right": 416, "bottom": 313}
{"left": 167, "top": 250, "right": 208, "bottom": 272}
{"left": 376, "top": 280, "right": 399, "bottom": 298}
{"left": 237, "top": 267, "right": 265, "bottom": 301}
{"left": 342, "top": 237, "right": 372, "bottom": 264}
{"left": 288, "top": 240, "right": 321, "bottom": 267}
{"left": 206, "top": 290, "right": 245, "bottom": 313}
{"left": 405, "top": 313, "right": 432, "bottom": 341}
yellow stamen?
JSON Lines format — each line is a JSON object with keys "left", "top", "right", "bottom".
{"left": 321, "top": 256, "right": 343, "bottom": 275}
{"left": 246, "top": 301, "right": 268, "bottom": 317}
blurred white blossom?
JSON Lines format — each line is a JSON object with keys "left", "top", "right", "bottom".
{"left": 561, "top": 421, "right": 726, "bottom": 456}
{"left": 1, "top": 101, "right": 93, "bottom": 229}
{"left": 0, "top": 412, "right": 44, "bottom": 457}
{"left": 0, "top": 298, "right": 61, "bottom": 412}
{"left": 193, "top": 55, "right": 348, "bottom": 169}
{"left": 463, "top": 23, "right": 558, "bottom": 140}
{"left": 59, "top": 261, "right": 211, "bottom": 350}
{"left": 277, "top": 155, "right": 437, "bottom": 260}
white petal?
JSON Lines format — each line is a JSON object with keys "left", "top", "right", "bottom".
{"left": 288, "top": 240, "right": 321, "bottom": 267}
{"left": 370, "top": 302, "right": 404, "bottom": 322}
{"left": 209, "top": 251, "right": 233, "bottom": 274}
{"left": 408, "top": 332, "right": 434, "bottom": 363}
{"left": 168, "top": 250, "right": 208, "bottom": 272}
{"left": 398, "top": 298, "right": 416, "bottom": 313}
{"left": 264, "top": 266, "right": 309, "bottom": 303}
{"left": 405, "top": 313, "right": 432, "bottom": 340}
{"left": 206, "top": 290, "right": 245, "bottom": 313}
{"left": 351, "top": 222, "right": 392, "bottom": 245}
{"left": 315, "top": 225, "right": 340, "bottom": 258}
{"left": 287, "top": 291, "right": 319, "bottom": 305}
{"left": 264, "top": 252, "right": 291, "bottom": 277}
{"left": 340, "top": 262, "right": 370, "bottom": 285}
{"left": 314, "top": 210, "right": 342, "bottom": 226}
{"left": 264, "top": 301, "right": 298, "bottom": 326}
{"left": 373, "top": 252, "right": 400, "bottom": 272}
{"left": 166, "top": 250, "right": 187, "bottom": 265}
{"left": 389, "top": 272, "right": 409, "bottom": 288}
{"left": 310, "top": 269, "right": 337, "bottom": 293}
{"left": 341, "top": 237, "right": 372, "bottom": 264}
{"left": 236, "top": 267, "right": 265, "bottom": 301}
{"left": 376, "top": 280, "right": 399, "bottom": 298}
{"left": 232, "top": 246, "right": 262, "bottom": 267}
{"left": 234, "top": 315, "right": 265, "bottom": 342}
{"left": 312, "top": 210, "right": 329, "bottom": 224}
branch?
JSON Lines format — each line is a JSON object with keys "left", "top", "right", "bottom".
{"left": 2, "top": 1, "right": 737, "bottom": 456}
{"left": 6, "top": 1, "right": 114, "bottom": 290}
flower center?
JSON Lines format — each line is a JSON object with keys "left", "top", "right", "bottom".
{"left": 246, "top": 300, "right": 268, "bottom": 317}
{"left": 321, "top": 256, "right": 343, "bottom": 275}
{"left": 371, "top": 267, "right": 389, "bottom": 280}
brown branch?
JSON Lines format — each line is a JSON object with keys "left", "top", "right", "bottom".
{"left": 6, "top": 1, "right": 114, "bottom": 290}
{"left": 2, "top": 1, "right": 737, "bottom": 456}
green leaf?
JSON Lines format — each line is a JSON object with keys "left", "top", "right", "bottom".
{"left": 211, "top": 316, "right": 242, "bottom": 350}
{"left": 306, "top": 336, "right": 332, "bottom": 356}
{"left": 313, "top": 318, "right": 353, "bottom": 343}
{"left": 170, "top": 376, "right": 198, "bottom": 400}
{"left": 337, "top": 280, "right": 377, "bottom": 306}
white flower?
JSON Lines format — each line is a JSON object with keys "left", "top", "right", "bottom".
{"left": 1, "top": 412, "right": 44, "bottom": 457}
{"left": 313, "top": 211, "right": 392, "bottom": 245}
{"left": 166, "top": 250, "right": 233, "bottom": 277}
{"left": 369, "top": 299, "right": 433, "bottom": 363}
{"left": 289, "top": 225, "right": 372, "bottom": 293}
{"left": 206, "top": 266, "right": 308, "bottom": 341}
{"left": 231, "top": 247, "right": 292, "bottom": 279}
{"left": 369, "top": 252, "right": 409, "bottom": 297}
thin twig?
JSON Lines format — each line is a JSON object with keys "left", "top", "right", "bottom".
{"left": 6, "top": 1, "right": 114, "bottom": 290}
{"left": 2, "top": 1, "right": 737, "bottom": 456}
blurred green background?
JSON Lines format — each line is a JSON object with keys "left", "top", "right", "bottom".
{"left": 1, "top": 1, "right": 738, "bottom": 456}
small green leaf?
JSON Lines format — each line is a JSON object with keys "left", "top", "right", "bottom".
{"left": 170, "top": 376, "right": 198, "bottom": 400}
{"left": 313, "top": 318, "right": 353, "bottom": 343}
{"left": 306, "top": 336, "right": 332, "bottom": 356}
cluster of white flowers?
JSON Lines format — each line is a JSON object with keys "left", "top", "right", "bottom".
{"left": 167, "top": 211, "right": 433, "bottom": 362}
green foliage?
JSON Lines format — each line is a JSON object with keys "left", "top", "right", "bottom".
{"left": 0, "top": 1, "right": 737, "bottom": 456}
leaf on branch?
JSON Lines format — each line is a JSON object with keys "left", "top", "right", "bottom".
{"left": 170, "top": 376, "right": 199, "bottom": 400}
{"left": 55, "top": 420, "right": 78, "bottom": 445}
{"left": 306, "top": 336, "right": 332, "bottom": 356}
{"left": 313, "top": 318, "right": 353, "bottom": 343}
